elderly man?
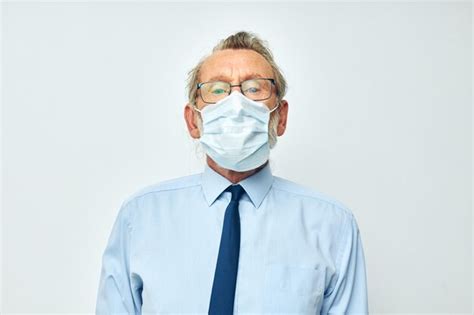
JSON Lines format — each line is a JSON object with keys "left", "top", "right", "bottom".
{"left": 96, "top": 31, "right": 368, "bottom": 314}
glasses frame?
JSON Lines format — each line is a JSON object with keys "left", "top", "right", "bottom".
{"left": 196, "top": 78, "right": 276, "bottom": 104}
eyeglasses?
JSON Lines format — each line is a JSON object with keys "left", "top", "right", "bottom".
{"left": 197, "top": 78, "right": 276, "bottom": 104}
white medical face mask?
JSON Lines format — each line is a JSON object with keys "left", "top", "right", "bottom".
{"left": 194, "top": 91, "right": 279, "bottom": 172}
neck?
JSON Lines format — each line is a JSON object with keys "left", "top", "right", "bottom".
{"left": 206, "top": 156, "right": 267, "bottom": 184}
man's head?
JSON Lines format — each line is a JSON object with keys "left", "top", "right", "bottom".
{"left": 184, "top": 31, "right": 289, "bottom": 170}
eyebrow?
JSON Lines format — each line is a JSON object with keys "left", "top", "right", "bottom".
{"left": 205, "top": 73, "right": 266, "bottom": 83}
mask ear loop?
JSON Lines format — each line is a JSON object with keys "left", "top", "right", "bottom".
{"left": 269, "top": 100, "right": 280, "bottom": 113}
{"left": 192, "top": 104, "right": 202, "bottom": 113}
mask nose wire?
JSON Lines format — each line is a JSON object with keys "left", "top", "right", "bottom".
{"left": 228, "top": 86, "right": 280, "bottom": 113}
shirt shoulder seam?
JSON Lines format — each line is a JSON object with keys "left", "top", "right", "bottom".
{"left": 271, "top": 184, "right": 353, "bottom": 217}
{"left": 123, "top": 181, "right": 202, "bottom": 208}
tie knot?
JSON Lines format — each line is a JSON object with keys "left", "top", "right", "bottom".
{"left": 226, "top": 184, "right": 245, "bottom": 202}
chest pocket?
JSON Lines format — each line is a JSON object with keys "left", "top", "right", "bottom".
{"left": 262, "top": 263, "right": 324, "bottom": 314}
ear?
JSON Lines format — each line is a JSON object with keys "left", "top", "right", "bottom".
{"left": 184, "top": 103, "right": 201, "bottom": 139}
{"left": 276, "top": 99, "right": 289, "bottom": 136}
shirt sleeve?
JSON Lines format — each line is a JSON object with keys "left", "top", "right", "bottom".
{"left": 96, "top": 201, "right": 141, "bottom": 314}
{"left": 321, "top": 212, "right": 369, "bottom": 314}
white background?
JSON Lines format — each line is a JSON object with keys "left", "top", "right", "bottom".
{"left": 1, "top": 1, "right": 472, "bottom": 314}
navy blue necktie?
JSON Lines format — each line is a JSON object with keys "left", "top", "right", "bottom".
{"left": 208, "top": 184, "right": 245, "bottom": 315}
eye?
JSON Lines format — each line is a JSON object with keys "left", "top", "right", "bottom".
{"left": 211, "top": 88, "right": 226, "bottom": 94}
{"left": 245, "top": 87, "right": 260, "bottom": 94}
{"left": 207, "top": 82, "right": 230, "bottom": 95}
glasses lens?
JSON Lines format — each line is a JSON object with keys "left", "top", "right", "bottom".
{"left": 200, "top": 81, "right": 230, "bottom": 103}
{"left": 242, "top": 79, "right": 272, "bottom": 101}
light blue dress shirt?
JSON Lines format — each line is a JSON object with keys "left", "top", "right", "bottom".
{"left": 96, "top": 162, "right": 369, "bottom": 314}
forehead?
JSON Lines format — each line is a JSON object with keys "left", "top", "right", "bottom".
{"left": 199, "top": 49, "right": 274, "bottom": 82}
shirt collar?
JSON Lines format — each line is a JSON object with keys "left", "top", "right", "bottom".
{"left": 201, "top": 161, "right": 274, "bottom": 209}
